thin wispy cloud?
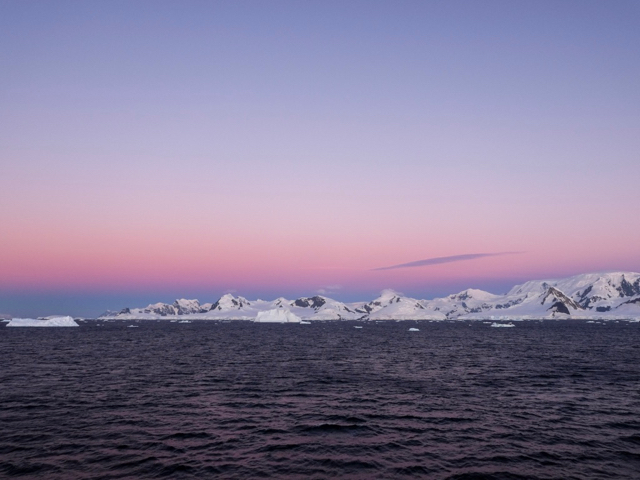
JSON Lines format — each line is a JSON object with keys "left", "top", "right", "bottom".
{"left": 373, "top": 252, "right": 524, "bottom": 271}
{"left": 317, "top": 285, "right": 342, "bottom": 295}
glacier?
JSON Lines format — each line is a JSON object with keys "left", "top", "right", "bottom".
{"left": 97, "top": 271, "right": 640, "bottom": 322}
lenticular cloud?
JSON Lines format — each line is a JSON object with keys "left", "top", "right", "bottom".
{"left": 373, "top": 252, "right": 523, "bottom": 271}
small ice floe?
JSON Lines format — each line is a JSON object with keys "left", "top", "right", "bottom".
{"left": 127, "top": 325, "right": 139, "bottom": 328}
{"left": 300, "top": 321, "right": 311, "bottom": 324}
{"left": 178, "top": 320, "right": 192, "bottom": 323}
{"left": 354, "top": 326, "right": 363, "bottom": 329}
{"left": 490, "top": 322, "right": 515, "bottom": 328}
{"left": 408, "top": 327, "right": 420, "bottom": 332}
{"left": 6, "top": 316, "right": 79, "bottom": 327}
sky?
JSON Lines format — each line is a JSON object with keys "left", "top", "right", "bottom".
{"left": 1, "top": 0, "right": 639, "bottom": 317}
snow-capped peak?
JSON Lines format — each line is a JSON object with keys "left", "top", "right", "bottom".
{"left": 447, "top": 288, "right": 499, "bottom": 302}
{"left": 173, "top": 299, "right": 202, "bottom": 315}
{"left": 210, "top": 294, "right": 251, "bottom": 311}
{"left": 292, "top": 295, "right": 327, "bottom": 310}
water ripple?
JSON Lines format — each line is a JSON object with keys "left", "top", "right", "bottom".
{"left": 1, "top": 320, "right": 639, "bottom": 478}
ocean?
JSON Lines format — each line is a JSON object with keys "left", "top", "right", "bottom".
{"left": 1, "top": 320, "right": 639, "bottom": 479}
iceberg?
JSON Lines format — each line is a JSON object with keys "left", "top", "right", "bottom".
{"left": 408, "top": 327, "right": 420, "bottom": 331}
{"left": 6, "top": 316, "right": 79, "bottom": 327}
{"left": 490, "top": 322, "right": 515, "bottom": 328}
{"left": 254, "top": 308, "right": 301, "bottom": 323}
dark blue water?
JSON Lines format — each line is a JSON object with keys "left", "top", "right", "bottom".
{"left": 1, "top": 320, "right": 639, "bottom": 479}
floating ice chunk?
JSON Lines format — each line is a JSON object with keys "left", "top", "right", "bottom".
{"left": 490, "top": 322, "right": 515, "bottom": 328}
{"left": 6, "top": 316, "right": 78, "bottom": 327}
{"left": 254, "top": 308, "right": 301, "bottom": 323}
{"left": 354, "top": 326, "right": 363, "bottom": 329}
{"left": 127, "top": 325, "right": 139, "bottom": 328}
{"left": 408, "top": 327, "right": 420, "bottom": 331}
{"left": 300, "top": 321, "right": 311, "bottom": 324}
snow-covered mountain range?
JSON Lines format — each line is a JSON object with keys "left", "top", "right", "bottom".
{"left": 99, "top": 272, "right": 640, "bottom": 321}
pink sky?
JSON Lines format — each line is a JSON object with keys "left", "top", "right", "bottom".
{"left": 1, "top": 1, "right": 639, "bottom": 315}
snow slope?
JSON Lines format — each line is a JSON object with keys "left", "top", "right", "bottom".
{"left": 460, "top": 272, "right": 640, "bottom": 320}
{"left": 356, "top": 290, "right": 445, "bottom": 320}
